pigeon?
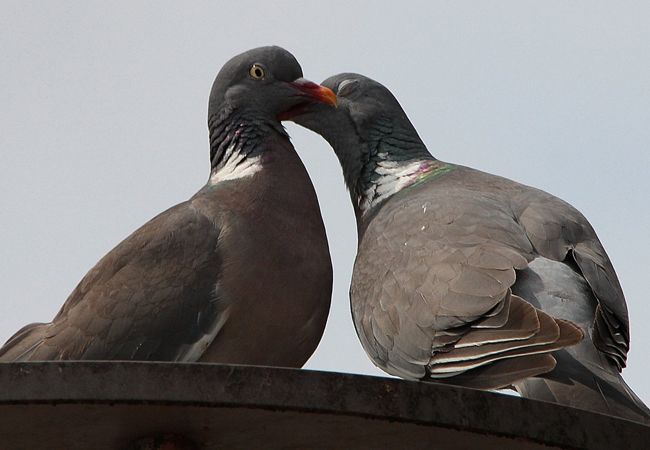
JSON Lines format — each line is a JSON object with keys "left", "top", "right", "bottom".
{"left": 0, "top": 46, "right": 336, "bottom": 367}
{"left": 292, "top": 73, "right": 650, "bottom": 422}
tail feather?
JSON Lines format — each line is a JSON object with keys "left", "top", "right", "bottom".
{"left": 516, "top": 349, "right": 650, "bottom": 423}
{"left": 511, "top": 256, "right": 649, "bottom": 423}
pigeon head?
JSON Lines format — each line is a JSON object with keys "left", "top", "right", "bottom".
{"left": 292, "top": 73, "right": 432, "bottom": 210}
{"left": 293, "top": 73, "right": 386, "bottom": 144}
{"left": 294, "top": 72, "right": 428, "bottom": 153}
{"left": 208, "top": 46, "right": 336, "bottom": 122}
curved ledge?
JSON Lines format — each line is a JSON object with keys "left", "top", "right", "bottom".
{"left": 0, "top": 362, "right": 647, "bottom": 449}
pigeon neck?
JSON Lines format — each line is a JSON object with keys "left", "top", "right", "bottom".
{"left": 207, "top": 105, "right": 287, "bottom": 184}
{"left": 354, "top": 131, "right": 437, "bottom": 216}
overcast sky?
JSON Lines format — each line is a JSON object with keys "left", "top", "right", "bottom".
{"left": 1, "top": 2, "right": 648, "bottom": 402}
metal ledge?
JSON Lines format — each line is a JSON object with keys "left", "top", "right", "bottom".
{"left": 0, "top": 362, "right": 647, "bottom": 449}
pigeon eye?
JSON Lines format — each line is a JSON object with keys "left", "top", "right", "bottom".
{"left": 249, "top": 64, "right": 265, "bottom": 80}
{"left": 337, "top": 79, "right": 358, "bottom": 97}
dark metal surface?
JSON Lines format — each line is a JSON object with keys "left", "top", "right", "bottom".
{"left": 0, "top": 362, "right": 647, "bottom": 449}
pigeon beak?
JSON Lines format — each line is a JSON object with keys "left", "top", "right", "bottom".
{"left": 289, "top": 78, "right": 337, "bottom": 107}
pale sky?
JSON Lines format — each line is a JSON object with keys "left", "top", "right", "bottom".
{"left": 1, "top": 2, "right": 648, "bottom": 402}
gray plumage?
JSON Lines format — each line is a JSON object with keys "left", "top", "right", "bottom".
{"left": 0, "top": 46, "right": 335, "bottom": 367}
{"left": 293, "top": 73, "right": 648, "bottom": 422}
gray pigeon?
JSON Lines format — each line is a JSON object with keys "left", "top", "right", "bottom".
{"left": 0, "top": 46, "right": 335, "bottom": 366}
{"left": 293, "top": 73, "right": 649, "bottom": 422}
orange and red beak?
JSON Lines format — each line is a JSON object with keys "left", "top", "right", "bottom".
{"left": 278, "top": 78, "right": 337, "bottom": 121}
{"left": 289, "top": 78, "right": 337, "bottom": 107}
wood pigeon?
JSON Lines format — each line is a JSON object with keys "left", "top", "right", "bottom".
{"left": 292, "top": 73, "right": 649, "bottom": 422}
{"left": 0, "top": 46, "right": 335, "bottom": 367}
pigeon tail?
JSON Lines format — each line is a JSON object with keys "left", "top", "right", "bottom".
{"left": 516, "top": 350, "right": 650, "bottom": 424}
{"left": 512, "top": 256, "right": 649, "bottom": 423}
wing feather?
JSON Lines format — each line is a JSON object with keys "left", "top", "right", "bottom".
{"left": 0, "top": 201, "right": 227, "bottom": 362}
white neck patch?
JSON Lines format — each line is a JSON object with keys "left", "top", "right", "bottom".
{"left": 209, "top": 144, "right": 263, "bottom": 184}
{"left": 359, "top": 157, "right": 434, "bottom": 214}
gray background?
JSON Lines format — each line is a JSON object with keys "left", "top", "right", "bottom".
{"left": 1, "top": 2, "right": 648, "bottom": 403}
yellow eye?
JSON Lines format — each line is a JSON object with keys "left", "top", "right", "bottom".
{"left": 249, "top": 64, "right": 265, "bottom": 80}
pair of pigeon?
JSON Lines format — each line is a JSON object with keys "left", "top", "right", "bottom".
{"left": 1, "top": 46, "right": 647, "bottom": 423}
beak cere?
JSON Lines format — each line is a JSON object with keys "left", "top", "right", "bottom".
{"left": 289, "top": 78, "right": 338, "bottom": 107}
